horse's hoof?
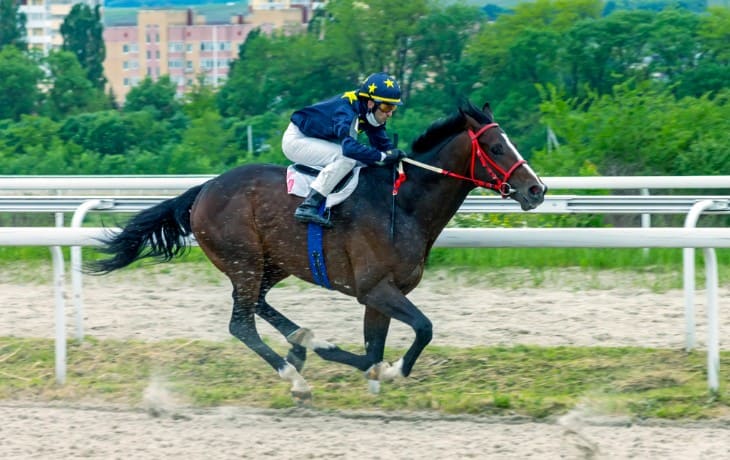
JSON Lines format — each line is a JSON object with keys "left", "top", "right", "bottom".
{"left": 368, "top": 379, "right": 381, "bottom": 394}
{"left": 287, "top": 328, "right": 314, "bottom": 348}
{"left": 381, "top": 358, "right": 404, "bottom": 381}
{"left": 364, "top": 361, "right": 391, "bottom": 380}
{"left": 292, "top": 390, "right": 313, "bottom": 406}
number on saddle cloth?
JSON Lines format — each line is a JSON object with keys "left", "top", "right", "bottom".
{"left": 286, "top": 163, "right": 361, "bottom": 198}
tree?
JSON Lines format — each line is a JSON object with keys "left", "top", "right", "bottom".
{"left": 43, "top": 50, "right": 109, "bottom": 119}
{"left": 323, "top": 0, "right": 430, "bottom": 98}
{"left": 124, "top": 75, "right": 181, "bottom": 120}
{"left": 535, "top": 83, "right": 730, "bottom": 177}
{"left": 406, "top": 3, "right": 485, "bottom": 114}
{"left": 0, "top": 46, "right": 42, "bottom": 120}
{"left": 217, "top": 31, "right": 298, "bottom": 117}
{"left": 0, "top": 0, "right": 26, "bottom": 50}
{"left": 182, "top": 76, "right": 217, "bottom": 119}
{"left": 676, "top": 6, "right": 730, "bottom": 98}
{"left": 60, "top": 4, "right": 106, "bottom": 89}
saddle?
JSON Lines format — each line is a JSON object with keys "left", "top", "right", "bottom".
{"left": 286, "top": 163, "right": 363, "bottom": 208}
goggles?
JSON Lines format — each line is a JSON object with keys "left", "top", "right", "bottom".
{"left": 377, "top": 102, "right": 398, "bottom": 113}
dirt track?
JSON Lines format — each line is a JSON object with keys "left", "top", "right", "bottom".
{"left": 1, "top": 265, "right": 729, "bottom": 459}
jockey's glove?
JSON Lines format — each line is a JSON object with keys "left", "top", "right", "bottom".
{"left": 376, "top": 148, "right": 407, "bottom": 166}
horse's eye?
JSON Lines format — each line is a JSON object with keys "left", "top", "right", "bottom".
{"left": 490, "top": 144, "right": 504, "bottom": 155}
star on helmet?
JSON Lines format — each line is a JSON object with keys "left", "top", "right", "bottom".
{"left": 357, "top": 72, "right": 403, "bottom": 105}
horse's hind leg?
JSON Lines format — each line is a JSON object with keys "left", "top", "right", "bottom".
{"left": 229, "top": 286, "right": 312, "bottom": 402}
{"left": 254, "top": 269, "right": 312, "bottom": 372}
{"left": 256, "top": 297, "right": 308, "bottom": 372}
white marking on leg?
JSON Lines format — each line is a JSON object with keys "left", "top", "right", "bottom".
{"left": 278, "top": 363, "right": 311, "bottom": 394}
{"left": 312, "top": 340, "right": 336, "bottom": 350}
{"left": 364, "top": 361, "right": 393, "bottom": 393}
{"left": 368, "top": 379, "right": 381, "bottom": 394}
{"left": 287, "top": 328, "right": 336, "bottom": 351}
{"left": 381, "top": 358, "right": 404, "bottom": 381}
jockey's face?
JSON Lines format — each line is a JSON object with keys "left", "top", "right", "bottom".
{"left": 367, "top": 100, "right": 395, "bottom": 124}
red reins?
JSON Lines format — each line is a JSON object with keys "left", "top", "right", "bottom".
{"left": 392, "top": 123, "right": 526, "bottom": 197}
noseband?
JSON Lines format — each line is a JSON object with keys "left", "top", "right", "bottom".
{"left": 393, "top": 123, "right": 526, "bottom": 197}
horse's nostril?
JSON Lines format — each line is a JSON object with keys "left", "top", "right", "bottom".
{"left": 529, "top": 184, "right": 545, "bottom": 197}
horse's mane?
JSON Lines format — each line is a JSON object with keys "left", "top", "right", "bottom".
{"left": 411, "top": 101, "right": 492, "bottom": 154}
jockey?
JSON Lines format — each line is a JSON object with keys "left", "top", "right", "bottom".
{"left": 282, "top": 72, "right": 407, "bottom": 227}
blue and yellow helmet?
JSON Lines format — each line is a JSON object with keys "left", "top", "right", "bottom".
{"left": 357, "top": 72, "right": 403, "bottom": 105}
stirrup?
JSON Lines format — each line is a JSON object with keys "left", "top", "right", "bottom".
{"left": 295, "top": 211, "right": 332, "bottom": 228}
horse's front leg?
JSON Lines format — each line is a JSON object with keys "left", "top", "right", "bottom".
{"left": 360, "top": 278, "right": 433, "bottom": 382}
{"left": 362, "top": 306, "right": 391, "bottom": 394}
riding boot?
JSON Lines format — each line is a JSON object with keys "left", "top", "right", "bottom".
{"left": 294, "top": 189, "right": 332, "bottom": 227}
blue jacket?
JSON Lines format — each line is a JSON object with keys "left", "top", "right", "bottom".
{"left": 290, "top": 91, "right": 394, "bottom": 164}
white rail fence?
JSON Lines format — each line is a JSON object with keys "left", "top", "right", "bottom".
{"left": 1, "top": 175, "right": 729, "bottom": 391}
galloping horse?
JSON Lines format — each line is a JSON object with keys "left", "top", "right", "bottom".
{"left": 89, "top": 101, "right": 546, "bottom": 401}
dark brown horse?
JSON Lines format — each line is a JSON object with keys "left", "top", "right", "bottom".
{"left": 89, "top": 101, "right": 546, "bottom": 400}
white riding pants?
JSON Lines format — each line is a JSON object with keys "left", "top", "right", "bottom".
{"left": 282, "top": 122, "right": 358, "bottom": 196}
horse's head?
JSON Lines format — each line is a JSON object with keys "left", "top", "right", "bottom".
{"left": 460, "top": 102, "right": 546, "bottom": 210}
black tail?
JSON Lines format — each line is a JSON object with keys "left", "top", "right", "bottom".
{"left": 86, "top": 184, "right": 205, "bottom": 274}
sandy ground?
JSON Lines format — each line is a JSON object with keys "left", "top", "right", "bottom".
{"left": 1, "top": 265, "right": 729, "bottom": 459}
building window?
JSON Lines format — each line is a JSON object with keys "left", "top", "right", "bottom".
{"left": 186, "top": 44, "right": 193, "bottom": 52}
{"left": 146, "top": 51, "right": 151, "bottom": 59}
{"left": 186, "top": 60, "right": 193, "bottom": 70}
{"left": 123, "top": 78, "right": 130, "bottom": 86}
{"left": 169, "top": 42, "right": 184, "bottom": 52}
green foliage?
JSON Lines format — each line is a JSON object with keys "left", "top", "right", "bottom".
{"left": 1, "top": 0, "right": 729, "bottom": 184}
{"left": 42, "top": 50, "right": 110, "bottom": 119}
{"left": 535, "top": 82, "right": 730, "bottom": 177}
{"left": 60, "top": 4, "right": 105, "bottom": 89}
{"left": 0, "top": 47, "right": 42, "bottom": 121}
{"left": 124, "top": 75, "right": 182, "bottom": 120}
{"left": 0, "top": 0, "right": 26, "bottom": 50}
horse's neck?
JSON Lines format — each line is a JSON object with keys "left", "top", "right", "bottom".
{"left": 395, "top": 136, "right": 474, "bottom": 237}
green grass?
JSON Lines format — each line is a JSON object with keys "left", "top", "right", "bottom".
{"left": 2, "top": 244, "right": 729, "bottom": 290}
{"left": 1, "top": 337, "right": 728, "bottom": 420}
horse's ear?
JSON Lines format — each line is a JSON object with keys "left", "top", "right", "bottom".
{"left": 482, "top": 102, "right": 492, "bottom": 114}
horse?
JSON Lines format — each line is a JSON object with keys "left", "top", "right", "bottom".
{"left": 88, "top": 100, "right": 546, "bottom": 402}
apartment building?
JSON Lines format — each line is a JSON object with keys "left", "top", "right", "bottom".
{"left": 19, "top": 0, "right": 100, "bottom": 54}
{"left": 104, "top": 2, "right": 317, "bottom": 104}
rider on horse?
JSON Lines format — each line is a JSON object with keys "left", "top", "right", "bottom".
{"left": 282, "top": 72, "right": 408, "bottom": 227}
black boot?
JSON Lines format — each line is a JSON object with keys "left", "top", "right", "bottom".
{"left": 294, "top": 190, "right": 332, "bottom": 227}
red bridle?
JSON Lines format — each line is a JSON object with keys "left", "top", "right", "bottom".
{"left": 392, "top": 123, "right": 526, "bottom": 197}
